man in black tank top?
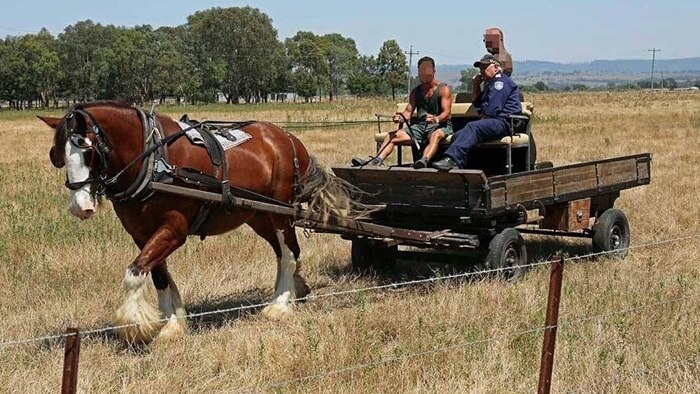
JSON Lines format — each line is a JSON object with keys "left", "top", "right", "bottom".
{"left": 351, "top": 56, "right": 453, "bottom": 169}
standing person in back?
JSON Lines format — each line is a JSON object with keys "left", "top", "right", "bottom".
{"left": 351, "top": 56, "right": 453, "bottom": 169}
{"left": 484, "top": 27, "right": 513, "bottom": 77}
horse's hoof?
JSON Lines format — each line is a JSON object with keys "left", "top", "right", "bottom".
{"left": 156, "top": 318, "right": 187, "bottom": 341}
{"left": 261, "top": 303, "right": 292, "bottom": 320}
{"left": 113, "top": 311, "right": 163, "bottom": 345}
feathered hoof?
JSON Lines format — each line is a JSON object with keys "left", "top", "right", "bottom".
{"left": 156, "top": 317, "right": 187, "bottom": 342}
{"left": 261, "top": 303, "right": 292, "bottom": 320}
{"left": 113, "top": 302, "right": 164, "bottom": 345}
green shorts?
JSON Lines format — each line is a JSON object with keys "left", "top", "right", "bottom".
{"left": 407, "top": 121, "right": 453, "bottom": 147}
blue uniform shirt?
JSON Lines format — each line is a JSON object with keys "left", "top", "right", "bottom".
{"left": 473, "top": 73, "right": 521, "bottom": 119}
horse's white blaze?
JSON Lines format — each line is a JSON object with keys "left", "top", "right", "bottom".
{"left": 64, "top": 139, "right": 96, "bottom": 219}
{"left": 262, "top": 230, "right": 297, "bottom": 318}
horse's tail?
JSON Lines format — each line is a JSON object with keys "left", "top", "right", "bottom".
{"left": 296, "top": 156, "right": 373, "bottom": 221}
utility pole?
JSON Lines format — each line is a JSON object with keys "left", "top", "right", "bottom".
{"left": 405, "top": 46, "right": 419, "bottom": 98}
{"left": 648, "top": 48, "right": 661, "bottom": 90}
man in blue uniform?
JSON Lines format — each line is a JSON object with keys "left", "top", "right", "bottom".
{"left": 432, "top": 54, "right": 521, "bottom": 171}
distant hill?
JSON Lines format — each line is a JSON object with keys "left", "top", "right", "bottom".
{"left": 435, "top": 57, "right": 700, "bottom": 86}
{"left": 437, "top": 57, "right": 700, "bottom": 75}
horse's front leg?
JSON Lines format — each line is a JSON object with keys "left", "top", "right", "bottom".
{"left": 114, "top": 224, "right": 187, "bottom": 345}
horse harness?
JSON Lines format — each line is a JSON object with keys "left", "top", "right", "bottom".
{"left": 62, "top": 106, "right": 304, "bottom": 239}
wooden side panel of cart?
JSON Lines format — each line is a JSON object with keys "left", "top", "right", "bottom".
{"left": 485, "top": 153, "right": 651, "bottom": 214}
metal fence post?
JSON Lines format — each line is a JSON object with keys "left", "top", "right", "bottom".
{"left": 538, "top": 256, "right": 564, "bottom": 394}
{"left": 61, "top": 327, "right": 81, "bottom": 394}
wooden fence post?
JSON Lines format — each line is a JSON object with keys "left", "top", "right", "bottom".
{"left": 61, "top": 327, "right": 81, "bottom": 394}
{"left": 538, "top": 256, "right": 564, "bottom": 394}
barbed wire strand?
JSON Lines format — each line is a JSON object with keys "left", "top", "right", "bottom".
{"left": 1, "top": 233, "right": 699, "bottom": 349}
{"left": 248, "top": 290, "right": 700, "bottom": 392}
{"left": 568, "top": 353, "right": 700, "bottom": 393}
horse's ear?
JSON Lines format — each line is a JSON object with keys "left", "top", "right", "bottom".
{"left": 37, "top": 116, "right": 62, "bottom": 129}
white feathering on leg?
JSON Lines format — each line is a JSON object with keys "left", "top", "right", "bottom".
{"left": 113, "top": 269, "right": 163, "bottom": 345}
{"left": 262, "top": 230, "right": 297, "bottom": 319}
{"left": 157, "top": 272, "right": 188, "bottom": 340}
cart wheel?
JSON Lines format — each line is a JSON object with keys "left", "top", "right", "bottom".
{"left": 351, "top": 239, "right": 397, "bottom": 273}
{"left": 592, "top": 209, "right": 630, "bottom": 259}
{"left": 486, "top": 228, "right": 528, "bottom": 279}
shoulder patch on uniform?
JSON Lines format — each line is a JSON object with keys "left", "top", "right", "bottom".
{"left": 494, "top": 81, "right": 504, "bottom": 90}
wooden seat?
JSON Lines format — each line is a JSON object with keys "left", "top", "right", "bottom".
{"left": 375, "top": 131, "right": 529, "bottom": 146}
{"left": 377, "top": 101, "right": 535, "bottom": 173}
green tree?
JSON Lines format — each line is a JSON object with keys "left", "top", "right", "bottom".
{"left": 93, "top": 26, "right": 160, "bottom": 103}
{"left": 347, "top": 55, "right": 380, "bottom": 97}
{"left": 0, "top": 37, "right": 27, "bottom": 109}
{"left": 152, "top": 26, "right": 202, "bottom": 104}
{"left": 317, "top": 33, "right": 358, "bottom": 101}
{"left": 292, "top": 68, "right": 318, "bottom": 102}
{"left": 377, "top": 39, "right": 407, "bottom": 100}
{"left": 286, "top": 32, "right": 328, "bottom": 101}
{"left": 58, "top": 20, "right": 119, "bottom": 102}
{"left": 455, "top": 68, "right": 479, "bottom": 92}
{"left": 662, "top": 78, "right": 678, "bottom": 90}
{"left": 188, "top": 6, "right": 282, "bottom": 104}
{"left": 17, "top": 29, "right": 60, "bottom": 108}
{"left": 534, "top": 81, "right": 549, "bottom": 91}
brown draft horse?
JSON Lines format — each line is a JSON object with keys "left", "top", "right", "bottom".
{"left": 38, "top": 101, "right": 352, "bottom": 344}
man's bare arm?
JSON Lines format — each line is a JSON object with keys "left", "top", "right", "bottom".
{"left": 436, "top": 85, "right": 452, "bottom": 123}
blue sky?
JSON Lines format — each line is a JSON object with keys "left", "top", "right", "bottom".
{"left": 3, "top": 0, "right": 699, "bottom": 64}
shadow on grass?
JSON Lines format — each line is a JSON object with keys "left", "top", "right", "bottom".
{"left": 324, "top": 236, "right": 595, "bottom": 286}
{"left": 184, "top": 288, "right": 269, "bottom": 332}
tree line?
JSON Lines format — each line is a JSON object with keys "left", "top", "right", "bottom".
{"left": 0, "top": 6, "right": 409, "bottom": 109}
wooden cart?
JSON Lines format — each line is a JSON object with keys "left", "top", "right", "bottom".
{"left": 299, "top": 153, "right": 652, "bottom": 274}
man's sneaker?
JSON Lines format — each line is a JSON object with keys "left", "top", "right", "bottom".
{"left": 413, "top": 157, "right": 429, "bottom": 169}
{"left": 351, "top": 156, "right": 382, "bottom": 167}
{"left": 351, "top": 156, "right": 369, "bottom": 166}
{"left": 432, "top": 157, "right": 457, "bottom": 171}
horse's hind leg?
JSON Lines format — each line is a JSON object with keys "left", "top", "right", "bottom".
{"left": 152, "top": 263, "right": 187, "bottom": 340}
{"left": 248, "top": 214, "right": 309, "bottom": 319}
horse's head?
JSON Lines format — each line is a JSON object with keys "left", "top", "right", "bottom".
{"left": 39, "top": 108, "right": 108, "bottom": 220}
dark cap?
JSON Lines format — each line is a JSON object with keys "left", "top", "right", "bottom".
{"left": 473, "top": 54, "right": 501, "bottom": 68}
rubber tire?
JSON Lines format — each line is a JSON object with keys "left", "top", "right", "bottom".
{"left": 351, "top": 239, "right": 397, "bottom": 273}
{"left": 592, "top": 208, "right": 630, "bottom": 260}
{"left": 485, "top": 228, "right": 528, "bottom": 280}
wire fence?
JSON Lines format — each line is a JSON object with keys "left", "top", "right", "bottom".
{"left": 279, "top": 119, "right": 389, "bottom": 130}
{"left": 1, "top": 232, "right": 699, "bottom": 392}
{"left": 1, "top": 232, "right": 698, "bottom": 350}
{"left": 567, "top": 353, "right": 700, "bottom": 393}
{"left": 251, "top": 290, "right": 700, "bottom": 392}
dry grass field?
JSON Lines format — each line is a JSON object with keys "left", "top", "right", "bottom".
{"left": 0, "top": 91, "right": 699, "bottom": 393}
